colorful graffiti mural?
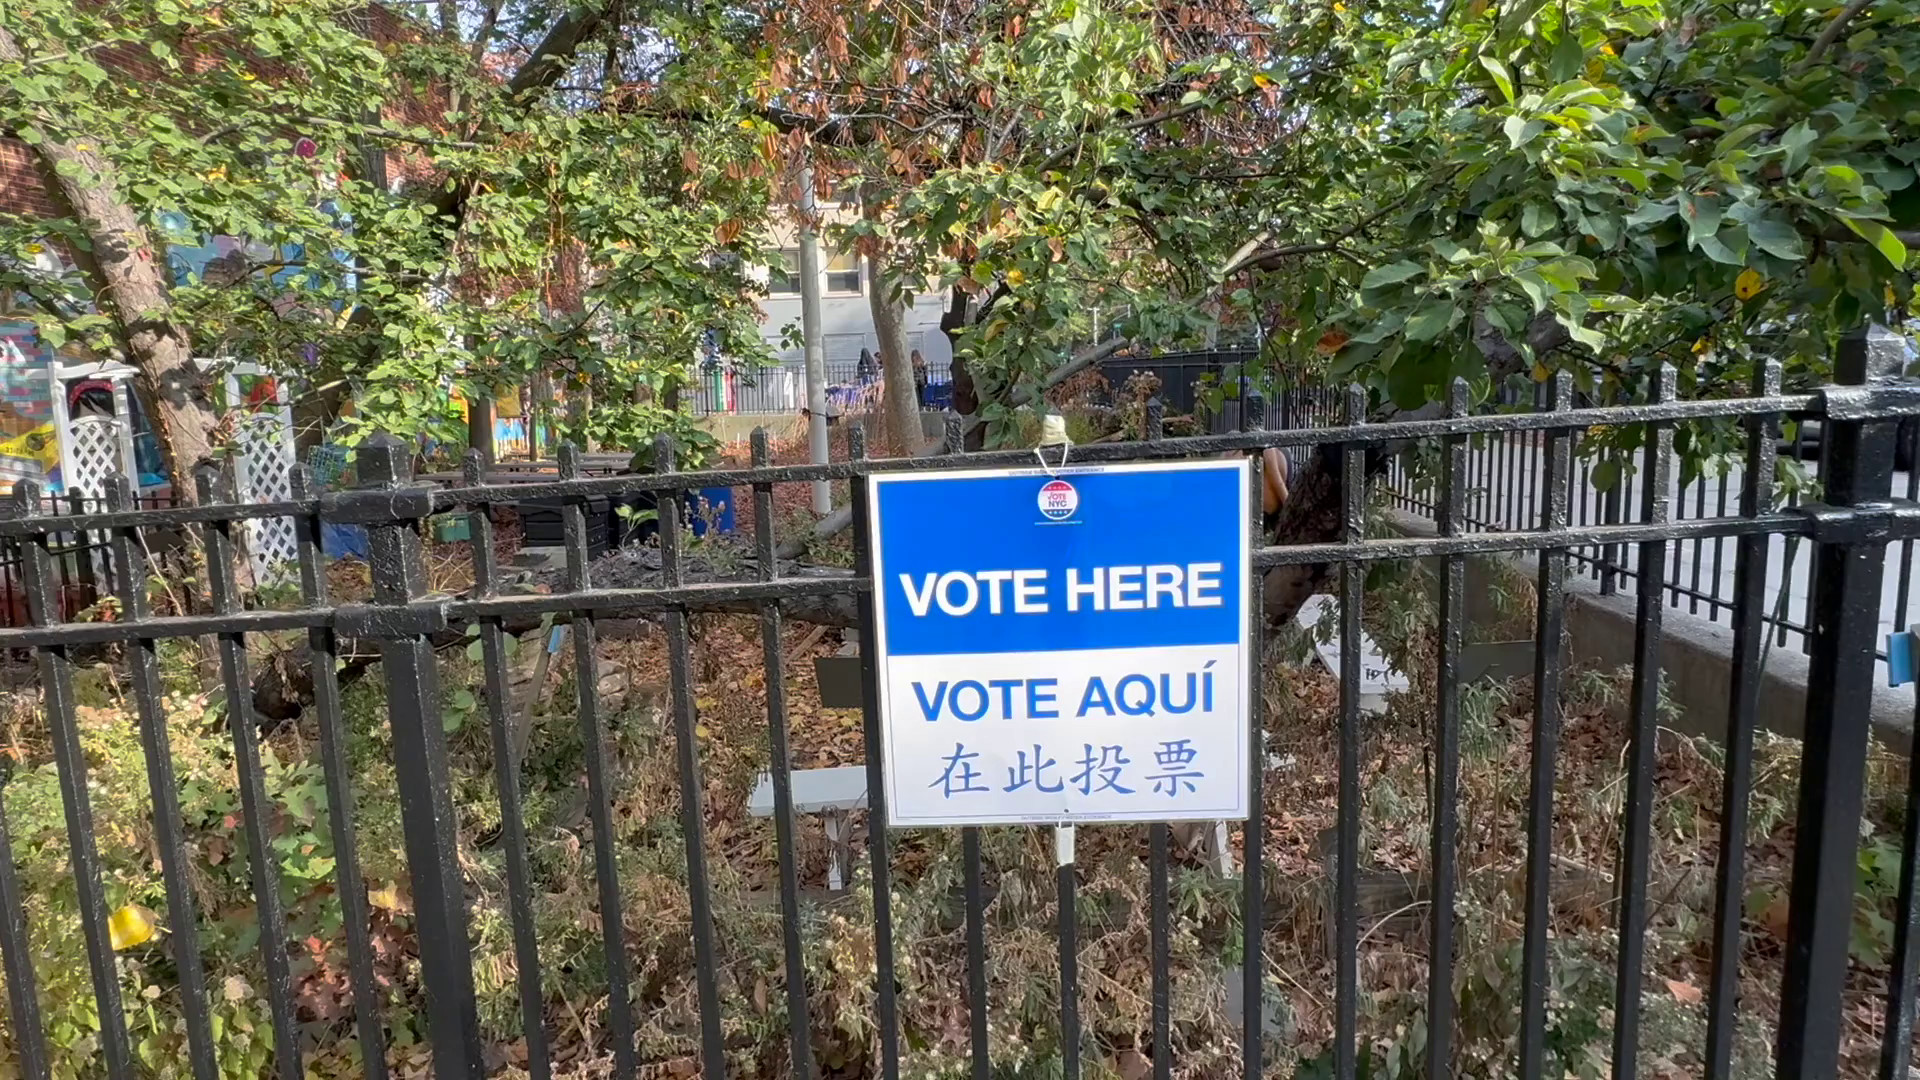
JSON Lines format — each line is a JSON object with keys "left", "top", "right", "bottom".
{"left": 0, "top": 324, "right": 65, "bottom": 492}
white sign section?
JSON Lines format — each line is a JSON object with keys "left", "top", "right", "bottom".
{"left": 1293, "top": 594, "right": 1411, "bottom": 704}
{"left": 866, "top": 459, "right": 1251, "bottom": 827}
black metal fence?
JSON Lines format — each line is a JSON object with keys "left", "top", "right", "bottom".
{"left": 0, "top": 328, "right": 1918, "bottom": 1079}
{"left": 1380, "top": 375, "right": 1920, "bottom": 667}
{"left": 686, "top": 359, "right": 956, "bottom": 417}
{"left": 0, "top": 489, "right": 178, "bottom": 630}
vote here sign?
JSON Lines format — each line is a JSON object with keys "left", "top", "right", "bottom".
{"left": 866, "top": 459, "right": 1251, "bottom": 827}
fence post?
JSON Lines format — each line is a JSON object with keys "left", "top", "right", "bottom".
{"left": 351, "top": 434, "right": 484, "bottom": 1078}
{"left": 1775, "top": 324, "right": 1905, "bottom": 1077}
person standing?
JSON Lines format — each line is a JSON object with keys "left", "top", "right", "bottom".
{"left": 911, "top": 348, "right": 929, "bottom": 406}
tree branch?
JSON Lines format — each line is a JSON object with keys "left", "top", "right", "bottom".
{"left": 1221, "top": 239, "right": 1354, "bottom": 277}
{"left": 426, "top": 4, "right": 612, "bottom": 226}
{"left": 1816, "top": 222, "right": 1920, "bottom": 248}
{"left": 1793, "top": 0, "right": 1873, "bottom": 72}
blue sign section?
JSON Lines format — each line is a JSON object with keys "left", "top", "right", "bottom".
{"left": 871, "top": 461, "right": 1246, "bottom": 657}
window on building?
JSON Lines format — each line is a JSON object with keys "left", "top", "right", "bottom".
{"left": 766, "top": 248, "right": 801, "bottom": 295}
{"left": 825, "top": 250, "right": 862, "bottom": 294}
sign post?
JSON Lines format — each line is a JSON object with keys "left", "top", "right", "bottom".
{"left": 866, "top": 459, "right": 1251, "bottom": 827}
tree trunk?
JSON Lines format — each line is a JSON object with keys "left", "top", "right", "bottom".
{"left": 530, "top": 369, "right": 555, "bottom": 456}
{"left": 867, "top": 257, "right": 922, "bottom": 454}
{"left": 567, "top": 380, "right": 594, "bottom": 452}
{"left": 940, "top": 285, "right": 990, "bottom": 450}
{"left": 0, "top": 26, "right": 220, "bottom": 503}
{"left": 466, "top": 388, "right": 495, "bottom": 464}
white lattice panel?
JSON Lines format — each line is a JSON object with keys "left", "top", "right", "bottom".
{"left": 233, "top": 409, "right": 298, "bottom": 584}
{"left": 66, "top": 415, "right": 124, "bottom": 500}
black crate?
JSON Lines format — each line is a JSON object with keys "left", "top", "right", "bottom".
{"left": 515, "top": 496, "right": 610, "bottom": 558}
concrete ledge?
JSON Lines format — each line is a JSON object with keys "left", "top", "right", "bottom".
{"left": 1381, "top": 509, "right": 1913, "bottom": 752}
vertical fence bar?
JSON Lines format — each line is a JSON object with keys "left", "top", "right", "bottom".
{"left": 1150, "top": 821, "right": 1171, "bottom": 1080}
{"left": 1609, "top": 366, "right": 1675, "bottom": 1080}
{"left": 1498, "top": 409, "right": 1517, "bottom": 529}
{"left": 0, "top": 743, "right": 47, "bottom": 1080}
{"left": 288, "top": 464, "right": 390, "bottom": 1080}
{"left": 1711, "top": 472, "right": 1732, "bottom": 622}
{"left": 1667, "top": 471, "right": 1687, "bottom": 609}
{"left": 1601, "top": 385, "right": 1624, "bottom": 596}
{"left": 963, "top": 825, "right": 991, "bottom": 1078}
{"left": 1517, "top": 373, "right": 1572, "bottom": 1079}
{"left": 752, "top": 429, "right": 815, "bottom": 1080}
{"left": 1575, "top": 430, "right": 1595, "bottom": 581}
{"left": 1894, "top": 419, "right": 1920, "bottom": 632}
{"left": 102, "top": 475, "right": 219, "bottom": 1080}
{"left": 195, "top": 464, "right": 304, "bottom": 1080}
{"left": 1335, "top": 386, "right": 1366, "bottom": 1080}
{"left": 1242, "top": 395, "right": 1267, "bottom": 1080}
{"left": 13, "top": 483, "right": 133, "bottom": 1080}
{"left": 945, "top": 413, "right": 991, "bottom": 1080}
{"left": 1777, "top": 422, "right": 1811, "bottom": 647}
{"left": 1427, "top": 379, "right": 1468, "bottom": 1080}
{"left": 1144, "top": 395, "right": 1171, "bottom": 1080}
{"left": 351, "top": 437, "right": 483, "bottom": 1079}
{"left": 1525, "top": 382, "right": 1544, "bottom": 531}
{"left": 1059, "top": 839, "right": 1081, "bottom": 1080}
{"left": 849, "top": 425, "right": 904, "bottom": 1080}
{"left": 1881, "top": 695, "right": 1920, "bottom": 1080}
{"left": 1776, "top": 326, "right": 1904, "bottom": 1077}
{"left": 560, "top": 443, "right": 641, "bottom": 1076}
{"left": 66, "top": 490, "right": 94, "bottom": 598}
{"left": 652, "top": 438, "right": 727, "bottom": 1077}
{"left": 561, "top": 445, "right": 639, "bottom": 1080}
{"left": 461, "top": 452, "right": 548, "bottom": 1080}
{"left": 1704, "top": 361, "right": 1779, "bottom": 1080}
{"left": 1463, "top": 432, "right": 1480, "bottom": 530}
{"left": 1688, "top": 477, "right": 1708, "bottom": 614}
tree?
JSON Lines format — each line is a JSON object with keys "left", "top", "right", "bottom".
{"left": 701, "top": 0, "right": 1914, "bottom": 610}
{"left": 7, "top": 0, "right": 1914, "bottom": 611}
{"left": 0, "top": 5, "right": 382, "bottom": 499}
{"left": 0, "top": 0, "right": 779, "bottom": 494}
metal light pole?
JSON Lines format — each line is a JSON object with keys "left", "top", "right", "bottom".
{"left": 799, "top": 165, "right": 831, "bottom": 513}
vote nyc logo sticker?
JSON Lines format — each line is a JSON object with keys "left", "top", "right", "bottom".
{"left": 1037, "top": 478, "right": 1079, "bottom": 522}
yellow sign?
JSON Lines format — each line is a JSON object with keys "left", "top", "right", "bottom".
{"left": 0, "top": 424, "right": 59, "bottom": 470}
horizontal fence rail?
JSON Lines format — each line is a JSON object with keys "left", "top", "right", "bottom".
{"left": 0, "top": 327, "right": 1915, "bottom": 1080}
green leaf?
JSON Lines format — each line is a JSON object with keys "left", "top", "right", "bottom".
{"left": 1746, "top": 214, "right": 1807, "bottom": 260}
{"left": 1780, "top": 121, "right": 1818, "bottom": 175}
{"left": 1592, "top": 459, "right": 1621, "bottom": 492}
{"left": 1823, "top": 165, "right": 1865, "bottom": 198}
{"left": 1478, "top": 56, "right": 1515, "bottom": 104}
{"left": 1624, "top": 201, "right": 1677, "bottom": 227}
{"left": 451, "top": 689, "right": 477, "bottom": 711}
{"left": 1360, "top": 260, "right": 1425, "bottom": 289}
{"left": 1350, "top": 309, "right": 1407, "bottom": 344}
{"left": 1513, "top": 271, "right": 1551, "bottom": 313}
{"left": 1521, "top": 201, "right": 1556, "bottom": 237}
{"left": 1843, "top": 218, "right": 1909, "bottom": 269}
{"left": 1695, "top": 228, "right": 1746, "bottom": 266}
{"left": 1403, "top": 300, "right": 1456, "bottom": 341}
{"left": 1548, "top": 30, "right": 1584, "bottom": 83}
{"left": 1504, "top": 116, "right": 1544, "bottom": 150}
{"left": 1681, "top": 192, "right": 1724, "bottom": 246}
